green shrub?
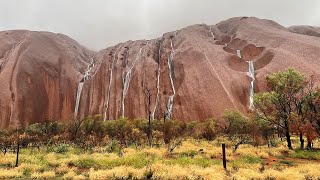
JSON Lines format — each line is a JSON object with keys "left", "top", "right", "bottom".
{"left": 75, "top": 158, "right": 95, "bottom": 168}
{"left": 279, "top": 160, "right": 294, "bottom": 166}
{"left": 164, "top": 156, "right": 218, "bottom": 168}
{"left": 179, "top": 150, "right": 198, "bottom": 158}
{"left": 55, "top": 144, "right": 69, "bottom": 154}
{"left": 289, "top": 150, "right": 320, "bottom": 160}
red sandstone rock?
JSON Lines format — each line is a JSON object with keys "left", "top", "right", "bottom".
{"left": 288, "top": 25, "right": 320, "bottom": 37}
{"left": 0, "top": 30, "right": 95, "bottom": 128}
{"left": 1, "top": 17, "right": 320, "bottom": 128}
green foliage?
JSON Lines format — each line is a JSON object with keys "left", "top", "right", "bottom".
{"left": 279, "top": 160, "right": 294, "bottom": 166}
{"left": 232, "top": 155, "right": 263, "bottom": 168}
{"left": 266, "top": 68, "right": 305, "bottom": 95}
{"left": 254, "top": 68, "right": 314, "bottom": 150}
{"left": 164, "top": 156, "right": 217, "bottom": 168}
{"left": 75, "top": 157, "right": 95, "bottom": 168}
{"left": 74, "top": 153, "right": 150, "bottom": 169}
{"left": 22, "top": 167, "right": 32, "bottom": 177}
{"left": 289, "top": 150, "right": 320, "bottom": 160}
{"left": 222, "top": 109, "right": 255, "bottom": 150}
{"left": 106, "top": 140, "right": 121, "bottom": 154}
{"left": 195, "top": 118, "right": 218, "bottom": 140}
{"left": 179, "top": 150, "right": 198, "bottom": 158}
{"left": 54, "top": 144, "right": 69, "bottom": 154}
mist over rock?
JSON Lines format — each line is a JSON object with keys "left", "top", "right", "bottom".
{"left": 1, "top": 17, "right": 320, "bottom": 128}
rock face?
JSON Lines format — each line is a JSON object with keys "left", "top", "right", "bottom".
{"left": 0, "top": 30, "right": 95, "bottom": 128}
{"left": 1, "top": 17, "right": 320, "bottom": 128}
{"left": 288, "top": 25, "right": 320, "bottom": 37}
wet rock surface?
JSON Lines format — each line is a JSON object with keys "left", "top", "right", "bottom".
{"left": 1, "top": 17, "right": 320, "bottom": 128}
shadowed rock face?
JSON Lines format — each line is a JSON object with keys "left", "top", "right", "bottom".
{"left": 1, "top": 17, "right": 320, "bottom": 128}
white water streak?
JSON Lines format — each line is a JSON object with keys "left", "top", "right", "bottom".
{"left": 247, "top": 61, "right": 255, "bottom": 109}
{"left": 165, "top": 33, "right": 176, "bottom": 120}
{"left": 74, "top": 82, "right": 84, "bottom": 118}
{"left": 237, "top": 50, "right": 242, "bottom": 59}
{"left": 103, "top": 46, "right": 121, "bottom": 121}
{"left": 74, "top": 58, "right": 95, "bottom": 119}
{"left": 209, "top": 26, "right": 215, "bottom": 38}
{"left": 152, "top": 40, "right": 162, "bottom": 120}
{"left": 121, "top": 45, "right": 144, "bottom": 117}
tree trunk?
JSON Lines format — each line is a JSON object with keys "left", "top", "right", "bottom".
{"left": 299, "top": 132, "right": 304, "bottom": 150}
{"left": 284, "top": 120, "right": 293, "bottom": 150}
{"left": 285, "top": 130, "right": 292, "bottom": 150}
{"left": 307, "top": 141, "right": 312, "bottom": 150}
{"left": 233, "top": 139, "right": 244, "bottom": 152}
{"left": 147, "top": 93, "right": 152, "bottom": 146}
{"left": 15, "top": 143, "right": 20, "bottom": 167}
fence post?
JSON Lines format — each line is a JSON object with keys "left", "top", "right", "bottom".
{"left": 15, "top": 142, "right": 20, "bottom": 167}
{"left": 222, "top": 143, "right": 226, "bottom": 169}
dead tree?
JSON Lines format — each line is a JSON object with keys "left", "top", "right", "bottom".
{"left": 142, "top": 80, "right": 153, "bottom": 146}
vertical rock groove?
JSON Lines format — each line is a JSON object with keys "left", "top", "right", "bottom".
{"left": 152, "top": 38, "right": 162, "bottom": 120}
{"left": 74, "top": 58, "right": 95, "bottom": 119}
{"left": 165, "top": 32, "right": 177, "bottom": 120}
{"left": 103, "top": 45, "right": 122, "bottom": 121}
{"left": 121, "top": 44, "right": 145, "bottom": 117}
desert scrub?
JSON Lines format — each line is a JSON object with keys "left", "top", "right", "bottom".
{"left": 279, "top": 160, "right": 294, "bottom": 166}
{"left": 163, "top": 155, "right": 220, "bottom": 167}
{"left": 289, "top": 149, "right": 320, "bottom": 160}
{"left": 0, "top": 153, "right": 15, "bottom": 167}
{"left": 73, "top": 152, "right": 150, "bottom": 169}
{"left": 0, "top": 168, "right": 24, "bottom": 179}
{"left": 231, "top": 155, "right": 263, "bottom": 169}
{"left": 31, "top": 171, "right": 56, "bottom": 179}
{"left": 89, "top": 166, "right": 147, "bottom": 179}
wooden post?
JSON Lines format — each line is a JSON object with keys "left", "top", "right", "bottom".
{"left": 15, "top": 142, "right": 20, "bottom": 167}
{"left": 222, "top": 143, "right": 226, "bottom": 169}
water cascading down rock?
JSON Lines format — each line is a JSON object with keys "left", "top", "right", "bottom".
{"left": 103, "top": 46, "right": 122, "bottom": 121}
{"left": 152, "top": 39, "right": 162, "bottom": 120}
{"left": 121, "top": 46, "right": 144, "bottom": 117}
{"left": 237, "top": 50, "right": 242, "bottom": 59}
{"left": 165, "top": 32, "right": 177, "bottom": 120}
{"left": 209, "top": 26, "right": 215, "bottom": 39}
{"left": 247, "top": 61, "right": 255, "bottom": 110}
{"left": 74, "top": 58, "right": 95, "bottom": 119}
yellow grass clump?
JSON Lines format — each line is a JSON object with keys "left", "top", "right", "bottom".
{"left": 89, "top": 166, "right": 146, "bottom": 179}
{"left": 31, "top": 171, "right": 56, "bottom": 179}
{"left": 0, "top": 168, "right": 23, "bottom": 178}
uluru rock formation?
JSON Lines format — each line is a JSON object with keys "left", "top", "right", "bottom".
{"left": 1, "top": 17, "right": 320, "bottom": 128}
{"left": 288, "top": 25, "right": 320, "bottom": 37}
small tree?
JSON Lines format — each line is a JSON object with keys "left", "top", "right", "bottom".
{"left": 254, "top": 68, "right": 305, "bottom": 149}
{"left": 223, "top": 109, "right": 254, "bottom": 152}
{"left": 142, "top": 80, "right": 153, "bottom": 146}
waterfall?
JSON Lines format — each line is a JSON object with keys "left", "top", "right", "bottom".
{"left": 103, "top": 46, "right": 121, "bottom": 121}
{"left": 209, "top": 26, "right": 215, "bottom": 38}
{"left": 74, "top": 59, "right": 95, "bottom": 119}
{"left": 247, "top": 61, "right": 255, "bottom": 110}
{"left": 74, "top": 82, "right": 84, "bottom": 118}
{"left": 237, "top": 50, "right": 242, "bottom": 59}
{"left": 152, "top": 39, "right": 162, "bottom": 120}
{"left": 121, "top": 45, "right": 144, "bottom": 117}
{"left": 165, "top": 33, "right": 176, "bottom": 120}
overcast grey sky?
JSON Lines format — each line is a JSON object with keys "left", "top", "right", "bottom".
{"left": 1, "top": 0, "right": 319, "bottom": 50}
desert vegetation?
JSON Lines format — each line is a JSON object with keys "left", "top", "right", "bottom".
{"left": 1, "top": 68, "right": 320, "bottom": 179}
